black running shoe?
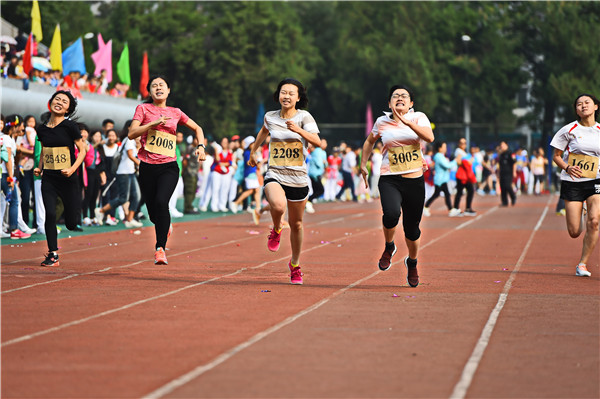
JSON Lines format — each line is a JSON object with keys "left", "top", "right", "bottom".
{"left": 404, "top": 257, "right": 419, "bottom": 287}
{"left": 41, "top": 252, "right": 60, "bottom": 267}
{"left": 378, "top": 244, "right": 397, "bottom": 271}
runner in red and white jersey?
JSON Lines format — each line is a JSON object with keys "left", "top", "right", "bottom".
{"left": 550, "top": 93, "right": 600, "bottom": 277}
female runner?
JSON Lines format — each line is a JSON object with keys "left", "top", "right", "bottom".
{"left": 550, "top": 93, "right": 600, "bottom": 277}
{"left": 127, "top": 75, "right": 206, "bottom": 265}
{"left": 247, "top": 78, "right": 321, "bottom": 285}
{"left": 34, "top": 91, "right": 87, "bottom": 266}
{"left": 360, "top": 85, "right": 434, "bottom": 287}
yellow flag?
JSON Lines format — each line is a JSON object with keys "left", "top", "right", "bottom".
{"left": 31, "top": 0, "right": 43, "bottom": 42}
{"left": 49, "top": 24, "right": 62, "bottom": 71}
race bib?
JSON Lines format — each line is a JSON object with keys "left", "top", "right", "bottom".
{"left": 43, "top": 147, "right": 71, "bottom": 170}
{"left": 269, "top": 141, "right": 304, "bottom": 167}
{"left": 146, "top": 129, "right": 176, "bottom": 157}
{"left": 568, "top": 153, "right": 599, "bottom": 179}
{"left": 388, "top": 143, "right": 422, "bottom": 173}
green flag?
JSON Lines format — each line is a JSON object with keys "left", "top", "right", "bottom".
{"left": 116, "top": 43, "right": 131, "bottom": 85}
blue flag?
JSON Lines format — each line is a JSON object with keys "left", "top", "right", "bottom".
{"left": 62, "top": 37, "right": 86, "bottom": 75}
{"left": 255, "top": 102, "right": 265, "bottom": 134}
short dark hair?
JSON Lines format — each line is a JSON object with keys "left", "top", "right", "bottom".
{"left": 144, "top": 75, "right": 171, "bottom": 104}
{"left": 47, "top": 90, "right": 78, "bottom": 118}
{"left": 77, "top": 122, "right": 90, "bottom": 133}
{"left": 273, "top": 78, "right": 308, "bottom": 109}
{"left": 388, "top": 85, "right": 414, "bottom": 103}
{"left": 573, "top": 93, "right": 599, "bottom": 121}
{"left": 102, "top": 119, "right": 115, "bottom": 127}
{"left": 120, "top": 120, "right": 132, "bottom": 141}
{"left": 434, "top": 141, "right": 446, "bottom": 152}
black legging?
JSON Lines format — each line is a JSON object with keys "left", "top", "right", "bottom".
{"left": 42, "top": 173, "right": 81, "bottom": 252}
{"left": 138, "top": 161, "right": 179, "bottom": 249}
{"left": 309, "top": 175, "right": 324, "bottom": 202}
{"left": 378, "top": 175, "right": 425, "bottom": 241}
{"left": 454, "top": 179, "right": 474, "bottom": 210}
{"left": 425, "top": 182, "right": 452, "bottom": 210}
{"left": 82, "top": 167, "right": 101, "bottom": 218}
{"left": 336, "top": 170, "right": 357, "bottom": 201}
{"left": 500, "top": 175, "right": 516, "bottom": 206}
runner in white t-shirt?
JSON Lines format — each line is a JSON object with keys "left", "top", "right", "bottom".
{"left": 248, "top": 78, "right": 321, "bottom": 285}
{"left": 360, "top": 85, "right": 434, "bottom": 287}
{"left": 550, "top": 93, "right": 600, "bottom": 277}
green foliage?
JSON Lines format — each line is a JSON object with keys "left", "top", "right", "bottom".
{"left": 2, "top": 0, "right": 598, "bottom": 144}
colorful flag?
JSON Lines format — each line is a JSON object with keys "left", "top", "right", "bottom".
{"left": 49, "top": 24, "right": 62, "bottom": 71}
{"left": 31, "top": 0, "right": 43, "bottom": 42}
{"left": 139, "top": 51, "right": 149, "bottom": 98}
{"left": 116, "top": 43, "right": 130, "bottom": 85}
{"left": 23, "top": 33, "right": 33, "bottom": 76}
{"left": 365, "top": 102, "right": 373, "bottom": 137}
{"left": 91, "top": 33, "right": 112, "bottom": 82}
{"left": 62, "top": 37, "right": 86, "bottom": 75}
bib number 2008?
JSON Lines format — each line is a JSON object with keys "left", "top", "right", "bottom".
{"left": 568, "top": 153, "right": 599, "bottom": 179}
{"left": 270, "top": 141, "right": 304, "bottom": 167}
{"left": 43, "top": 147, "right": 70, "bottom": 170}
{"left": 388, "top": 144, "right": 422, "bottom": 173}
{"left": 146, "top": 130, "right": 176, "bottom": 157}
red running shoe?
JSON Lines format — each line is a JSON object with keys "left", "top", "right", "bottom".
{"left": 289, "top": 262, "right": 303, "bottom": 285}
{"left": 267, "top": 228, "right": 282, "bottom": 252}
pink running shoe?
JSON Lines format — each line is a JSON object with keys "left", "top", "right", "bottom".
{"left": 10, "top": 229, "right": 31, "bottom": 239}
{"left": 267, "top": 228, "right": 282, "bottom": 252}
{"left": 289, "top": 262, "right": 303, "bottom": 285}
{"left": 154, "top": 247, "right": 168, "bottom": 265}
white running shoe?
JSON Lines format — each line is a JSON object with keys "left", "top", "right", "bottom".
{"left": 124, "top": 219, "right": 143, "bottom": 228}
{"left": 171, "top": 209, "right": 184, "bottom": 218}
{"left": 576, "top": 264, "right": 591, "bottom": 277}
{"left": 23, "top": 227, "right": 37, "bottom": 235}
{"left": 1, "top": 230, "right": 10, "bottom": 238}
{"left": 305, "top": 201, "right": 315, "bottom": 214}
{"left": 105, "top": 216, "right": 118, "bottom": 226}
{"left": 94, "top": 208, "right": 104, "bottom": 225}
{"left": 199, "top": 206, "right": 208, "bottom": 212}
{"left": 83, "top": 217, "right": 92, "bottom": 226}
{"left": 448, "top": 208, "right": 462, "bottom": 217}
{"left": 423, "top": 207, "right": 431, "bottom": 217}
{"left": 230, "top": 202, "right": 238, "bottom": 214}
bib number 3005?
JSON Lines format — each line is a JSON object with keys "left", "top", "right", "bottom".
{"left": 270, "top": 141, "right": 304, "bottom": 167}
{"left": 43, "top": 147, "right": 71, "bottom": 170}
{"left": 568, "top": 153, "right": 599, "bottom": 179}
{"left": 146, "top": 129, "right": 176, "bottom": 157}
{"left": 388, "top": 144, "right": 422, "bottom": 173}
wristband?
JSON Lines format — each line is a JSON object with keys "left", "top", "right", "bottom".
{"left": 197, "top": 144, "right": 206, "bottom": 149}
{"left": 6, "top": 176, "right": 13, "bottom": 183}
{"left": 565, "top": 165, "right": 570, "bottom": 173}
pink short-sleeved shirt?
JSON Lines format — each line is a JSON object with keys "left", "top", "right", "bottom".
{"left": 133, "top": 103, "right": 190, "bottom": 164}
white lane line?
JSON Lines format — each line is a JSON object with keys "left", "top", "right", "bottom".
{"left": 1, "top": 228, "right": 377, "bottom": 347}
{"left": 142, "top": 207, "right": 501, "bottom": 398}
{"left": 450, "top": 198, "right": 551, "bottom": 399}
{"left": 2, "top": 212, "right": 369, "bottom": 294}
{"left": 142, "top": 270, "right": 380, "bottom": 399}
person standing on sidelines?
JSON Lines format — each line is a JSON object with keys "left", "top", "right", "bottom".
{"left": 247, "top": 78, "right": 321, "bottom": 285}
{"left": 127, "top": 75, "right": 206, "bottom": 265}
{"left": 423, "top": 141, "right": 457, "bottom": 217}
{"left": 306, "top": 138, "right": 328, "bottom": 213}
{"left": 497, "top": 141, "right": 517, "bottom": 206}
{"left": 360, "top": 85, "right": 434, "bottom": 287}
{"left": 34, "top": 91, "right": 87, "bottom": 266}
{"left": 550, "top": 93, "right": 600, "bottom": 277}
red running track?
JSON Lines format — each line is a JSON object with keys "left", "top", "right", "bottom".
{"left": 1, "top": 194, "right": 598, "bottom": 398}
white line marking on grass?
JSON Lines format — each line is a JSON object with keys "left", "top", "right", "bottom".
{"left": 142, "top": 270, "right": 380, "bottom": 399}
{"left": 450, "top": 197, "right": 551, "bottom": 399}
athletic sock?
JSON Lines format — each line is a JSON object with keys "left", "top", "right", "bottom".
{"left": 275, "top": 227, "right": 282, "bottom": 234}
{"left": 290, "top": 261, "right": 299, "bottom": 268}
{"left": 385, "top": 241, "right": 395, "bottom": 252}
{"left": 406, "top": 257, "right": 418, "bottom": 267}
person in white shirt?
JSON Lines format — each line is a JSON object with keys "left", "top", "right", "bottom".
{"left": 550, "top": 93, "right": 600, "bottom": 277}
{"left": 360, "top": 85, "right": 434, "bottom": 287}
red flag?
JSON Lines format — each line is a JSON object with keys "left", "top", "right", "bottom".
{"left": 139, "top": 51, "right": 149, "bottom": 98}
{"left": 23, "top": 33, "right": 34, "bottom": 76}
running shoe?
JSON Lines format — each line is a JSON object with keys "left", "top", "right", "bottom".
{"left": 154, "top": 247, "right": 168, "bottom": 265}
{"left": 105, "top": 216, "right": 118, "bottom": 226}
{"left": 22, "top": 227, "right": 37, "bottom": 235}
{"left": 83, "top": 217, "right": 92, "bottom": 226}
{"left": 448, "top": 208, "right": 463, "bottom": 217}
{"left": 289, "top": 262, "right": 303, "bottom": 285}
{"left": 1, "top": 230, "right": 10, "bottom": 238}
{"left": 576, "top": 264, "right": 591, "bottom": 277}
{"left": 404, "top": 256, "right": 419, "bottom": 287}
{"left": 94, "top": 208, "right": 104, "bottom": 225}
{"left": 230, "top": 202, "right": 238, "bottom": 214}
{"left": 124, "top": 219, "right": 143, "bottom": 228}
{"left": 267, "top": 228, "right": 282, "bottom": 252}
{"left": 41, "top": 252, "right": 60, "bottom": 267}
{"left": 423, "top": 207, "right": 431, "bottom": 217}
{"left": 305, "top": 201, "right": 315, "bottom": 214}
{"left": 463, "top": 208, "right": 477, "bottom": 216}
{"left": 252, "top": 208, "right": 261, "bottom": 225}
{"left": 10, "top": 229, "right": 31, "bottom": 239}
{"left": 378, "top": 243, "right": 396, "bottom": 271}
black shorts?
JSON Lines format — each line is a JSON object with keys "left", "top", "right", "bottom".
{"left": 560, "top": 179, "right": 600, "bottom": 202}
{"left": 264, "top": 178, "right": 309, "bottom": 202}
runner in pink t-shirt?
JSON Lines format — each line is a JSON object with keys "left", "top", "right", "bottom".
{"left": 128, "top": 75, "right": 206, "bottom": 265}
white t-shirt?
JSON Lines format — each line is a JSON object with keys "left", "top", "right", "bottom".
{"left": 103, "top": 143, "right": 119, "bottom": 157}
{"left": 0, "top": 134, "right": 16, "bottom": 174}
{"left": 116, "top": 138, "right": 138, "bottom": 175}
{"left": 371, "top": 151, "right": 383, "bottom": 175}
{"left": 263, "top": 109, "right": 320, "bottom": 187}
{"left": 370, "top": 110, "right": 430, "bottom": 176}
{"left": 550, "top": 121, "right": 600, "bottom": 182}
{"left": 341, "top": 151, "right": 357, "bottom": 173}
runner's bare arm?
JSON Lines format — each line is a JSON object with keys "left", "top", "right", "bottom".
{"left": 128, "top": 117, "right": 172, "bottom": 140}
{"left": 360, "top": 133, "right": 378, "bottom": 189}
{"left": 248, "top": 126, "right": 269, "bottom": 167}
